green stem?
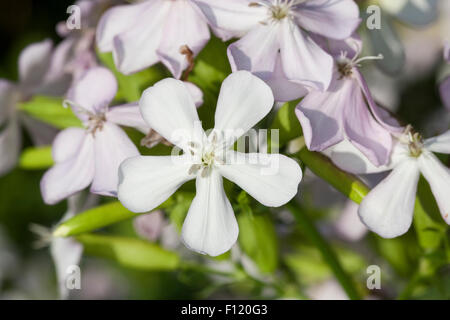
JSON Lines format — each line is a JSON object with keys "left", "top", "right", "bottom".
{"left": 287, "top": 201, "right": 362, "bottom": 300}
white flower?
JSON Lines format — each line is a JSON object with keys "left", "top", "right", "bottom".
{"left": 118, "top": 71, "right": 302, "bottom": 256}
{"left": 354, "top": 127, "right": 450, "bottom": 238}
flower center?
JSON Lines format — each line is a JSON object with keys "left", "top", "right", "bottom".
{"left": 403, "top": 126, "right": 423, "bottom": 158}
{"left": 87, "top": 113, "right": 106, "bottom": 135}
{"left": 250, "top": 0, "right": 301, "bottom": 23}
{"left": 187, "top": 132, "right": 225, "bottom": 177}
{"left": 336, "top": 52, "right": 384, "bottom": 79}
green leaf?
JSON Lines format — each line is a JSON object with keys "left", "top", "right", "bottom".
{"left": 77, "top": 233, "right": 180, "bottom": 271}
{"left": 167, "top": 192, "right": 195, "bottom": 231}
{"left": 53, "top": 199, "right": 174, "bottom": 237}
{"left": 237, "top": 192, "right": 279, "bottom": 273}
{"left": 413, "top": 177, "right": 447, "bottom": 250}
{"left": 97, "top": 51, "right": 168, "bottom": 102}
{"left": 287, "top": 201, "right": 362, "bottom": 300}
{"left": 19, "top": 146, "right": 53, "bottom": 169}
{"left": 270, "top": 99, "right": 302, "bottom": 149}
{"left": 295, "top": 146, "right": 369, "bottom": 204}
{"left": 19, "top": 96, "right": 82, "bottom": 129}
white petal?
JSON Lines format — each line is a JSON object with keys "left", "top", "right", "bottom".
{"left": 118, "top": 155, "right": 193, "bottom": 213}
{"left": 0, "top": 119, "right": 21, "bottom": 177}
{"left": 294, "top": 0, "right": 361, "bottom": 40}
{"left": 112, "top": 1, "right": 171, "bottom": 74}
{"left": 219, "top": 151, "right": 302, "bottom": 207}
{"left": 358, "top": 159, "right": 420, "bottom": 238}
{"left": 214, "top": 71, "right": 274, "bottom": 145}
{"left": 40, "top": 135, "right": 95, "bottom": 205}
{"left": 181, "top": 170, "right": 238, "bottom": 256}
{"left": 424, "top": 130, "right": 450, "bottom": 154}
{"left": 157, "top": 1, "right": 210, "bottom": 79}
{"left": 91, "top": 123, "right": 139, "bottom": 197}
{"left": 279, "top": 19, "right": 333, "bottom": 91}
{"left": 18, "top": 39, "right": 53, "bottom": 87}
{"left": 106, "top": 103, "right": 149, "bottom": 133}
{"left": 67, "top": 67, "right": 117, "bottom": 116}
{"left": 418, "top": 152, "right": 450, "bottom": 224}
{"left": 50, "top": 214, "right": 83, "bottom": 300}
{"left": 193, "top": 0, "right": 266, "bottom": 40}
{"left": 96, "top": 1, "right": 153, "bottom": 52}
{"left": 184, "top": 82, "right": 204, "bottom": 108}
{"left": 227, "top": 23, "right": 280, "bottom": 76}
{"left": 139, "top": 78, "right": 202, "bottom": 149}
{"left": 52, "top": 128, "right": 86, "bottom": 163}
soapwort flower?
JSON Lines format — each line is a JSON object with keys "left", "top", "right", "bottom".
{"left": 0, "top": 39, "right": 74, "bottom": 176}
{"left": 118, "top": 71, "right": 302, "bottom": 256}
{"left": 296, "top": 37, "right": 403, "bottom": 167}
{"left": 96, "top": 0, "right": 210, "bottom": 77}
{"left": 194, "top": 0, "right": 361, "bottom": 100}
{"left": 346, "top": 126, "right": 450, "bottom": 238}
{"left": 40, "top": 67, "right": 149, "bottom": 204}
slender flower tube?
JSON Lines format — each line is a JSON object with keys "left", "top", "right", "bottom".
{"left": 40, "top": 67, "right": 149, "bottom": 204}
{"left": 118, "top": 71, "right": 303, "bottom": 256}
{"left": 194, "top": 0, "right": 361, "bottom": 101}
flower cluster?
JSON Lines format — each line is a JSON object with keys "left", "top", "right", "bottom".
{"left": 0, "top": 0, "right": 449, "bottom": 299}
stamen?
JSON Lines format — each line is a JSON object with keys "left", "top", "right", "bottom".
{"left": 402, "top": 125, "right": 423, "bottom": 157}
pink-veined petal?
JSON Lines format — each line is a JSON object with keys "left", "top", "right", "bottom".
{"left": 106, "top": 102, "right": 149, "bottom": 133}
{"left": 67, "top": 67, "right": 117, "bottom": 117}
{"left": 157, "top": 1, "right": 210, "bottom": 79}
{"left": 293, "top": 0, "right": 361, "bottom": 40}
{"left": 52, "top": 127, "right": 86, "bottom": 163}
{"left": 112, "top": 0, "right": 171, "bottom": 74}
{"left": 96, "top": 1, "right": 153, "bottom": 52}
{"left": 227, "top": 23, "right": 280, "bottom": 76}
{"left": 193, "top": 0, "right": 266, "bottom": 40}
{"left": 343, "top": 79, "right": 393, "bottom": 167}
{"left": 296, "top": 76, "right": 346, "bottom": 151}
{"left": 40, "top": 135, "right": 95, "bottom": 205}
{"left": 91, "top": 122, "right": 139, "bottom": 197}
{"left": 279, "top": 19, "right": 333, "bottom": 91}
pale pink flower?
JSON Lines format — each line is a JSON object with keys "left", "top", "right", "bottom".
{"left": 195, "top": 0, "right": 361, "bottom": 101}
{"left": 40, "top": 67, "right": 149, "bottom": 204}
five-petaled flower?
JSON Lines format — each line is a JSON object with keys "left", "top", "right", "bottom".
{"left": 296, "top": 36, "right": 403, "bottom": 167}
{"left": 356, "top": 126, "right": 450, "bottom": 238}
{"left": 40, "top": 67, "right": 149, "bottom": 204}
{"left": 96, "top": 0, "right": 210, "bottom": 78}
{"left": 117, "top": 71, "right": 303, "bottom": 256}
{"left": 194, "top": 0, "right": 361, "bottom": 101}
